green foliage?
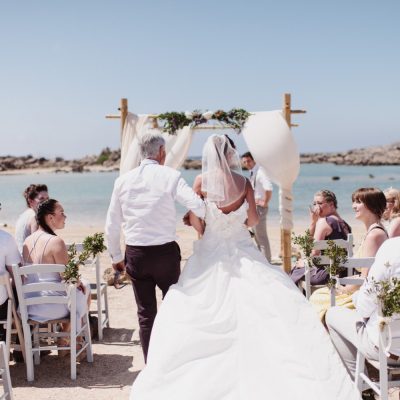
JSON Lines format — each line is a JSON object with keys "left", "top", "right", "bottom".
{"left": 83, "top": 232, "right": 107, "bottom": 258}
{"left": 157, "top": 108, "right": 251, "bottom": 135}
{"left": 325, "top": 240, "right": 348, "bottom": 288}
{"left": 157, "top": 112, "right": 192, "bottom": 135}
{"left": 292, "top": 231, "right": 349, "bottom": 287}
{"left": 292, "top": 229, "right": 320, "bottom": 265}
{"left": 292, "top": 230, "right": 314, "bottom": 258}
{"left": 213, "top": 109, "right": 251, "bottom": 131}
{"left": 368, "top": 275, "right": 400, "bottom": 318}
{"left": 96, "top": 148, "right": 111, "bottom": 165}
{"left": 63, "top": 233, "right": 106, "bottom": 285}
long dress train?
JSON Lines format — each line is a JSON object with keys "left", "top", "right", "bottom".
{"left": 131, "top": 202, "right": 360, "bottom": 399}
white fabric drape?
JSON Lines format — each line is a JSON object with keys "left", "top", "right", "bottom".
{"left": 120, "top": 113, "right": 150, "bottom": 175}
{"left": 241, "top": 111, "right": 300, "bottom": 230}
{"left": 119, "top": 112, "right": 194, "bottom": 175}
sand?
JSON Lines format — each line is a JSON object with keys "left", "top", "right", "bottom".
{"left": 3, "top": 221, "right": 394, "bottom": 399}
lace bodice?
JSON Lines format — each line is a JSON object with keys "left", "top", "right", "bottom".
{"left": 203, "top": 201, "right": 249, "bottom": 240}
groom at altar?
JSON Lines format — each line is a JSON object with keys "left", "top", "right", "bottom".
{"left": 105, "top": 133, "right": 205, "bottom": 361}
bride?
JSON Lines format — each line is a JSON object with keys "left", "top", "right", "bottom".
{"left": 130, "top": 135, "right": 360, "bottom": 399}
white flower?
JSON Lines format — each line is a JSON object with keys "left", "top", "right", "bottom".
{"left": 202, "top": 111, "right": 214, "bottom": 120}
{"left": 184, "top": 111, "right": 193, "bottom": 119}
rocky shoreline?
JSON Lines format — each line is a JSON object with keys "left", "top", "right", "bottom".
{"left": 1, "top": 142, "right": 400, "bottom": 173}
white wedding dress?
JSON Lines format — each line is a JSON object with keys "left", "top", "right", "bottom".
{"left": 131, "top": 201, "right": 360, "bottom": 400}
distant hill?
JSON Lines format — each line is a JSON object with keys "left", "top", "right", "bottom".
{"left": 300, "top": 142, "right": 400, "bottom": 165}
{"left": 1, "top": 142, "right": 400, "bottom": 173}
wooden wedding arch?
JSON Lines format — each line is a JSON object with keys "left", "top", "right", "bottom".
{"left": 105, "top": 94, "right": 306, "bottom": 273}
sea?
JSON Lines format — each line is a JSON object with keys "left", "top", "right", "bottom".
{"left": 1, "top": 164, "right": 400, "bottom": 229}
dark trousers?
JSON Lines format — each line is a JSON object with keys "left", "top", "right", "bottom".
{"left": 125, "top": 241, "right": 181, "bottom": 362}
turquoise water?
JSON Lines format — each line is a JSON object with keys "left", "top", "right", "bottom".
{"left": 1, "top": 164, "right": 400, "bottom": 228}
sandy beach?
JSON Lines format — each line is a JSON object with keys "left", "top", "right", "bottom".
{"left": 0, "top": 220, "right": 375, "bottom": 399}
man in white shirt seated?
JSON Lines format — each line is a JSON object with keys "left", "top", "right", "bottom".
{"left": 326, "top": 237, "right": 400, "bottom": 380}
{"left": 0, "top": 213, "right": 22, "bottom": 341}
{"left": 105, "top": 133, "right": 205, "bottom": 362}
{"left": 241, "top": 152, "right": 273, "bottom": 262}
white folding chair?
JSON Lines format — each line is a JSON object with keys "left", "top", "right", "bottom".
{"left": 0, "top": 342, "right": 13, "bottom": 400}
{"left": 355, "top": 317, "right": 400, "bottom": 400}
{"left": 71, "top": 244, "right": 109, "bottom": 341}
{"left": 302, "top": 233, "right": 354, "bottom": 299}
{"left": 0, "top": 272, "right": 25, "bottom": 363}
{"left": 12, "top": 263, "right": 93, "bottom": 381}
{"left": 329, "top": 257, "right": 375, "bottom": 306}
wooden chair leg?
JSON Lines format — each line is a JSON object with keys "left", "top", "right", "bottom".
{"left": 5, "top": 300, "right": 12, "bottom": 363}
{"left": 355, "top": 350, "right": 365, "bottom": 392}
{"left": 379, "top": 350, "right": 389, "bottom": 400}
{"left": 104, "top": 285, "right": 110, "bottom": 328}
{"left": 84, "top": 314, "right": 93, "bottom": 363}
{"left": 25, "top": 333, "right": 34, "bottom": 382}
{"left": 0, "top": 342, "right": 14, "bottom": 400}
{"left": 33, "top": 325, "right": 40, "bottom": 365}
{"left": 11, "top": 303, "right": 25, "bottom": 363}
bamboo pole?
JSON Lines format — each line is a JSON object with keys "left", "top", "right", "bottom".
{"left": 281, "top": 93, "right": 293, "bottom": 274}
{"left": 120, "top": 98, "right": 128, "bottom": 139}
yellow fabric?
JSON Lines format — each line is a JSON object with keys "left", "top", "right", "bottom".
{"left": 310, "top": 241, "right": 366, "bottom": 321}
{"left": 310, "top": 287, "right": 355, "bottom": 321}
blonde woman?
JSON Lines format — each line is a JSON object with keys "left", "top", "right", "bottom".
{"left": 383, "top": 187, "right": 400, "bottom": 238}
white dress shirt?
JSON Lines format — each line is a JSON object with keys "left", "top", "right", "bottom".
{"left": 249, "top": 165, "right": 273, "bottom": 201}
{"left": 0, "top": 230, "right": 21, "bottom": 305}
{"left": 15, "top": 208, "right": 35, "bottom": 255}
{"left": 354, "top": 237, "right": 400, "bottom": 351}
{"left": 105, "top": 159, "right": 205, "bottom": 263}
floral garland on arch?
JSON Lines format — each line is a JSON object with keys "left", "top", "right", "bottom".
{"left": 156, "top": 108, "right": 251, "bottom": 135}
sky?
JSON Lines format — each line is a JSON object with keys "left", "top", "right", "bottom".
{"left": 0, "top": 0, "right": 399, "bottom": 158}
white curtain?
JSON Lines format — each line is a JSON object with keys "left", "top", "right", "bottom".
{"left": 119, "top": 112, "right": 194, "bottom": 175}
{"left": 241, "top": 111, "right": 300, "bottom": 230}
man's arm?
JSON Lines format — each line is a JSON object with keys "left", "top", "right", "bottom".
{"left": 175, "top": 177, "right": 205, "bottom": 219}
{"left": 105, "top": 182, "right": 124, "bottom": 267}
{"left": 355, "top": 240, "right": 393, "bottom": 319}
{"left": 256, "top": 190, "right": 272, "bottom": 207}
{"left": 5, "top": 234, "right": 22, "bottom": 281}
{"left": 256, "top": 167, "right": 273, "bottom": 207}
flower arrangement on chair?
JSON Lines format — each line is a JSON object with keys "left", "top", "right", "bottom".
{"left": 324, "top": 240, "right": 348, "bottom": 289}
{"left": 292, "top": 229, "right": 320, "bottom": 268}
{"left": 63, "top": 233, "right": 106, "bottom": 285}
{"left": 367, "top": 270, "right": 400, "bottom": 321}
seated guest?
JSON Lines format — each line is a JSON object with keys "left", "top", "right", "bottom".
{"left": 290, "top": 189, "right": 351, "bottom": 285}
{"left": 326, "top": 236, "right": 400, "bottom": 380}
{"left": 15, "top": 184, "right": 49, "bottom": 254}
{"left": 383, "top": 187, "right": 400, "bottom": 238}
{"left": 22, "top": 199, "right": 89, "bottom": 340}
{"left": 0, "top": 203, "right": 21, "bottom": 341}
{"left": 310, "top": 187, "right": 388, "bottom": 320}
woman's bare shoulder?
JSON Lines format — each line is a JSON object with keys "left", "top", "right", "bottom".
{"left": 48, "top": 236, "right": 67, "bottom": 251}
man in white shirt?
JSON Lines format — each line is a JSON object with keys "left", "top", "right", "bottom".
{"left": 105, "top": 133, "right": 205, "bottom": 361}
{"left": 242, "top": 152, "right": 273, "bottom": 261}
{"left": 326, "top": 237, "right": 400, "bottom": 380}
{"left": 0, "top": 225, "right": 21, "bottom": 341}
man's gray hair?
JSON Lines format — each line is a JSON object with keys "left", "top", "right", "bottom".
{"left": 139, "top": 133, "right": 166, "bottom": 159}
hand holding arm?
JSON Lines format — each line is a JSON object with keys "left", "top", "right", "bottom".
{"left": 112, "top": 260, "right": 126, "bottom": 273}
